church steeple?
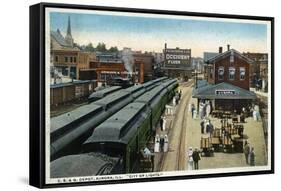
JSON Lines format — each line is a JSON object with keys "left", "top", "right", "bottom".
{"left": 65, "top": 16, "right": 74, "bottom": 47}
{"left": 67, "top": 16, "right": 71, "bottom": 36}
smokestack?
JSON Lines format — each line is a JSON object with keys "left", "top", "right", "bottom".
{"left": 227, "top": 44, "right": 230, "bottom": 51}
{"left": 219, "top": 47, "right": 223, "bottom": 53}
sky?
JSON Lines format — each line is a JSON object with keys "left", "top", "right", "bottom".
{"left": 49, "top": 11, "right": 269, "bottom": 57}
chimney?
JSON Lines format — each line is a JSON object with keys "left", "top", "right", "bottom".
{"left": 227, "top": 44, "right": 230, "bottom": 51}
{"left": 219, "top": 47, "right": 223, "bottom": 53}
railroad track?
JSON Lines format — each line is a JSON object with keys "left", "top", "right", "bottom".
{"left": 159, "top": 81, "right": 193, "bottom": 171}
{"left": 176, "top": 86, "right": 192, "bottom": 170}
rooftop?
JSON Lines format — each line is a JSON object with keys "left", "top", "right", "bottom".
{"left": 193, "top": 82, "right": 256, "bottom": 100}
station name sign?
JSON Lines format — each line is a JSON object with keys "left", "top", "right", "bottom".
{"left": 164, "top": 48, "right": 191, "bottom": 65}
{"left": 216, "top": 89, "right": 236, "bottom": 95}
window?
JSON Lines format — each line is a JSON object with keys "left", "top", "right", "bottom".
{"left": 218, "top": 67, "right": 224, "bottom": 80}
{"left": 229, "top": 67, "right": 235, "bottom": 80}
{"left": 240, "top": 67, "right": 245, "bottom": 80}
{"left": 55, "top": 56, "right": 58, "bottom": 62}
{"left": 64, "top": 57, "right": 68, "bottom": 62}
{"left": 70, "top": 57, "right": 73, "bottom": 63}
{"left": 74, "top": 57, "right": 77, "bottom": 63}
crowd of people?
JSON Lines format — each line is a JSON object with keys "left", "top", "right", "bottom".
{"left": 172, "top": 90, "right": 182, "bottom": 106}
{"left": 200, "top": 119, "right": 214, "bottom": 137}
{"left": 189, "top": 100, "right": 212, "bottom": 120}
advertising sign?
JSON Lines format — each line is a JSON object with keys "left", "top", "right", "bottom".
{"left": 164, "top": 48, "right": 191, "bottom": 66}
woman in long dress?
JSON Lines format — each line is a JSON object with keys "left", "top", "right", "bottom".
{"left": 187, "top": 147, "right": 194, "bottom": 170}
{"left": 164, "top": 135, "right": 169, "bottom": 152}
{"left": 154, "top": 134, "right": 160, "bottom": 153}
{"left": 163, "top": 117, "right": 167, "bottom": 131}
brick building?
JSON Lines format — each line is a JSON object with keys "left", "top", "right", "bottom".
{"left": 243, "top": 52, "right": 268, "bottom": 91}
{"left": 193, "top": 46, "right": 256, "bottom": 112}
{"left": 205, "top": 47, "right": 251, "bottom": 90}
{"left": 133, "top": 52, "right": 155, "bottom": 82}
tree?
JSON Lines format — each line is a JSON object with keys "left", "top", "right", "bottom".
{"left": 84, "top": 43, "right": 95, "bottom": 52}
{"left": 108, "top": 46, "right": 118, "bottom": 52}
{"left": 96, "top": 42, "right": 106, "bottom": 52}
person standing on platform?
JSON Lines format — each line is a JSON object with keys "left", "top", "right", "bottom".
{"left": 243, "top": 141, "right": 250, "bottom": 164}
{"left": 175, "top": 93, "right": 179, "bottom": 105}
{"left": 208, "top": 120, "right": 214, "bottom": 137}
{"left": 179, "top": 90, "right": 182, "bottom": 100}
{"left": 160, "top": 117, "right": 164, "bottom": 131}
{"left": 249, "top": 147, "right": 256, "bottom": 166}
{"left": 163, "top": 117, "right": 167, "bottom": 131}
{"left": 173, "top": 96, "right": 176, "bottom": 106}
{"left": 164, "top": 135, "right": 169, "bottom": 152}
{"left": 200, "top": 120, "right": 205, "bottom": 134}
{"left": 154, "top": 134, "right": 160, "bottom": 153}
{"left": 187, "top": 147, "right": 194, "bottom": 170}
{"left": 191, "top": 103, "right": 195, "bottom": 118}
{"left": 160, "top": 135, "right": 165, "bottom": 152}
{"left": 192, "top": 148, "right": 201, "bottom": 170}
{"left": 206, "top": 102, "right": 211, "bottom": 118}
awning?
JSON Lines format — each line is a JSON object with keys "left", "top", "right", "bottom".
{"left": 192, "top": 82, "right": 256, "bottom": 100}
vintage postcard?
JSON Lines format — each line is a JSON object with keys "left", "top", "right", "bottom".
{"left": 30, "top": 3, "right": 274, "bottom": 187}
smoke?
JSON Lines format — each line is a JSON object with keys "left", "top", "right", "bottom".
{"left": 121, "top": 49, "right": 134, "bottom": 77}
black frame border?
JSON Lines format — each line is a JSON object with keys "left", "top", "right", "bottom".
{"left": 29, "top": 2, "right": 275, "bottom": 188}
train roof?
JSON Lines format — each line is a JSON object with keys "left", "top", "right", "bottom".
{"left": 84, "top": 102, "right": 146, "bottom": 144}
{"left": 123, "top": 84, "right": 143, "bottom": 93}
{"left": 88, "top": 86, "right": 122, "bottom": 99}
{"left": 163, "top": 78, "right": 177, "bottom": 86}
{"left": 94, "top": 90, "right": 130, "bottom": 107}
{"left": 152, "top": 77, "right": 168, "bottom": 83}
{"left": 142, "top": 81, "right": 154, "bottom": 88}
{"left": 51, "top": 103, "right": 103, "bottom": 133}
{"left": 50, "top": 153, "right": 118, "bottom": 177}
{"left": 135, "top": 85, "right": 164, "bottom": 103}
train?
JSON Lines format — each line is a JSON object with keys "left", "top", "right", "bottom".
{"left": 88, "top": 86, "right": 122, "bottom": 103}
{"left": 50, "top": 77, "right": 168, "bottom": 160}
{"left": 50, "top": 80, "right": 97, "bottom": 108}
{"left": 107, "top": 76, "right": 134, "bottom": 88}
{"left": 51, "top": 79, "right": 178, "bottom": 178}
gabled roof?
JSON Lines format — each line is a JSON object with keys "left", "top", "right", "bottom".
{"left": 51, "top": 30, "right": 71, "bottom": 47}
{"left": 193, "top": 82, "right": 256, "bottom": 99}
{"left": 203, "top": 52, "right": 220, "bottom": 62}
{"left": 206, "top": 49, "right": 254, "bottom": 64}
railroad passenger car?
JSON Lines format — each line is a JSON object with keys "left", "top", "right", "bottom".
{"left": 88, "top": 86, "right": 122, "bottom": 103}
{"left": 50, "top": 79, "right": 178, "bottom": 176}
{"left": 50, "top": 78, "right": 170, "bottom": 160}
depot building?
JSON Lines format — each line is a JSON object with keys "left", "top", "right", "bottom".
{"left": 193, "top": 46, "right": 256, "bottom": 112}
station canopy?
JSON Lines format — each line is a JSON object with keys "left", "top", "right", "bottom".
{"left": 193, "top": 82, "right": 256, "bottom": 100}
